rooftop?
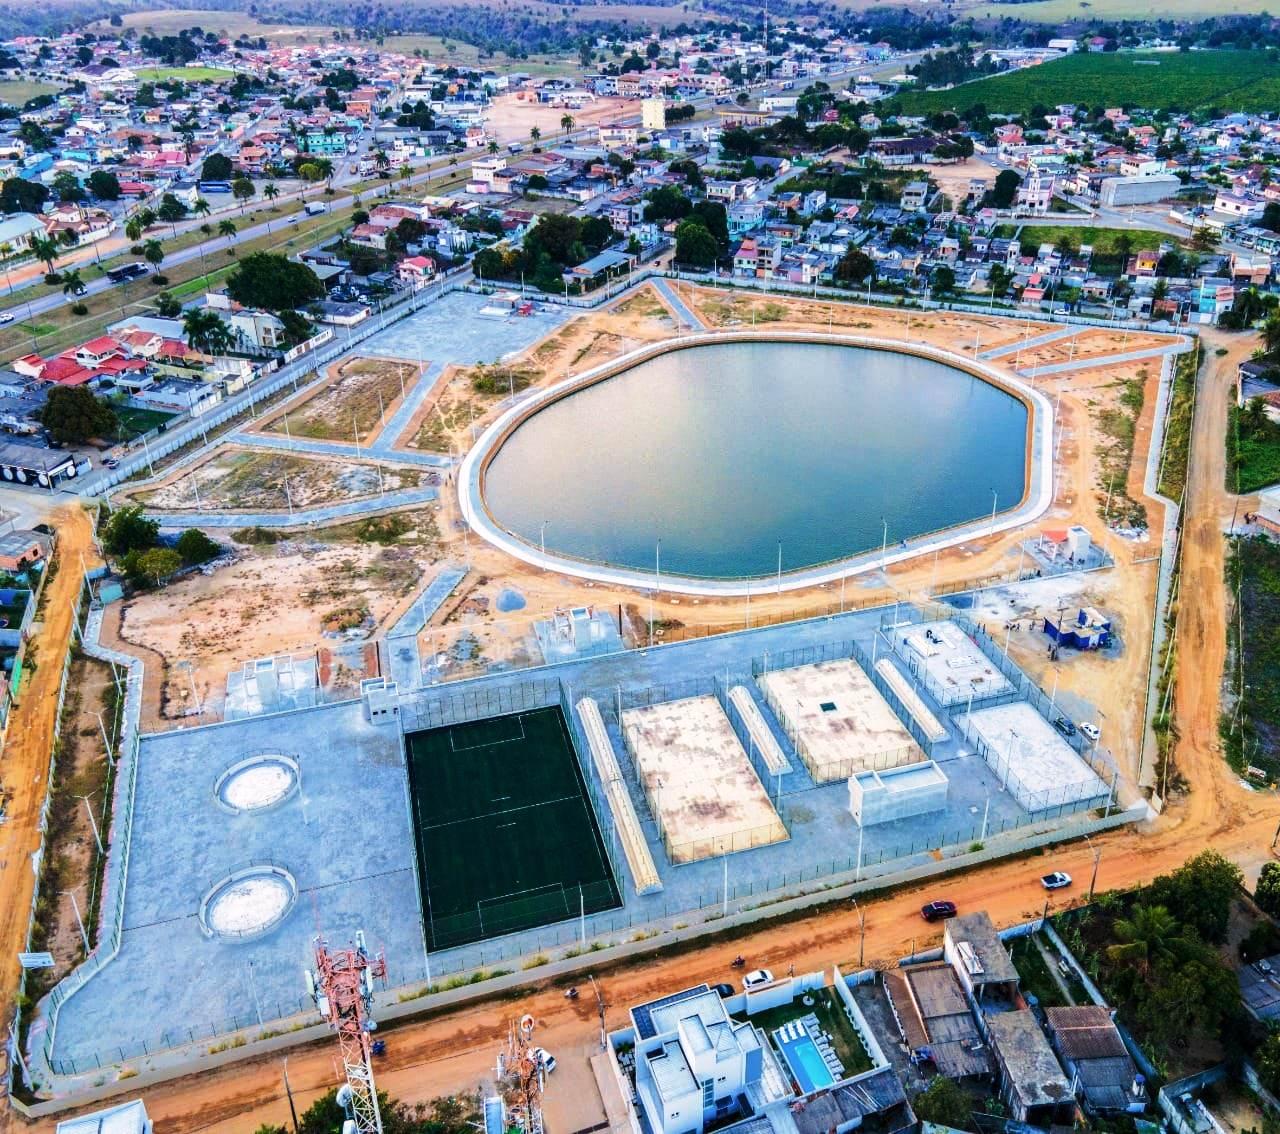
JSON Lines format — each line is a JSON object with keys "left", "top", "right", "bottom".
{"left": 945, "top": 912, "right": 1020, "bottom": 986}
{"left": 987, "top": 1010, "right": 1071, "bottom": 1110}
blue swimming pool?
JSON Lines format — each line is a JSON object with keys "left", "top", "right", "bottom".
{"left": 775, "top": 1029, "right": 836, "bottom": 1095}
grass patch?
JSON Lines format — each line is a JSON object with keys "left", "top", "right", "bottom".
{"left": 134, "top": 66, "right": 235, "bottom": 82}
{"left": 998, "top": 224, "right": 1173, "bottom": 258}
{"left": 1228, "top": 398, "right": 1280, "bottom": 494}
{"left": 1094, "top": 373, "right": 1148, "bottom": 529}
{"left": 1010, "top": 933, "right": 1070, "bottom": 1008}
{"left": 0, "top": 79, "right": 60, "bottom": 105}
{"left": 1222, "top": 535, "right": 1280, "bottom": 778}
{"left": 113, "top": 405, "right": 178, "bottom": 441}
{"left": 893, "top": 50, "right": 1280, "bottom": 116}
{"left": 1157, "top": 345, "right": 1200, "bottom": 502}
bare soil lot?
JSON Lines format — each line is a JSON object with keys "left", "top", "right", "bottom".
{"left": 259, "top": 355, "right": 421, "bottom": 445}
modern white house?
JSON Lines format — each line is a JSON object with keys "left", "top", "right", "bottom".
{"left": 630, "top": 985, "right": 765, "bottom": 1134}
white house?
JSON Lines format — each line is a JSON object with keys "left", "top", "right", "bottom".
{"left": 631, "top": 985, "right": 764, "bottom": 1134}
{"left": 0, "top": 213, "right": 48, "bottom": 257}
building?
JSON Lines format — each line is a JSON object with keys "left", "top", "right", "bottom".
{"left": 882, "top": 963, "right": 993, "bottom": 1079}
{"left": 900, "top": 181, "right": 929, "bottom": 211}
{"left": 986, "top": 1011, "right": 1073, "bottom": 1125}
{"left": 642, "top": 97, "right": 667, "bottom": 132}
{"left": 0, "top": 440, "right": 80, "bottom": 488}
{"left": 943, "top": 913, "right": 1021, "bottom": 1007}
{"left": 0, "top": 213, "right": 48, "bottom": 256}
{"left": 1098, "top": 174, "right": 1181, "bottom": 208}
{"left": 631, "top": 984, "right": 766, "bottom": 1134}
{"left": 1043, "top": 1005, "right": 1147, "bottom": 1115}
{"left": 1043, "top": 606, "right": 1113, "bottom": 651}
{"left": 1254, "top": 486, "right": 1280, "bottom": 539}
{"left": 0, "top": 529, "right": 51, "bottom": 571}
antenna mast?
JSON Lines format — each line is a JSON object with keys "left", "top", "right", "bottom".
{"left": 307, "top": 931, "right": 388, "bottom": 1134}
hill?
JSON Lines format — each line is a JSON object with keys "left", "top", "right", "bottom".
{"left": 891, "top": 49, "right": 1280, "bottom": 115}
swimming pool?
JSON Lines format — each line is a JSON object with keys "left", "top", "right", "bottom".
{"left": 774, "top": 1028, "right": 837, "bottom": 1095}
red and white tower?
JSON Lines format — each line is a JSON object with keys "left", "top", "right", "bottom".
{"left": 306, "top": 931, "right": 388, "bottom": 1134}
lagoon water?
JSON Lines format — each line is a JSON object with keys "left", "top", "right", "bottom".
{"left": 483, "top": 341, "right": 1028, "bottom": 579}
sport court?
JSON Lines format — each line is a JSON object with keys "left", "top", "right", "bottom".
{"left": 405, "top": 706, "right": 620, "bottom": 950}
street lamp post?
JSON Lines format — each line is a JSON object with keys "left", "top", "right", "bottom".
{"left": 851, "top": 897, "right": 866, "bottom": 968}
{"left": 1084, "top": 834, "right": 1102, "bottom": 901}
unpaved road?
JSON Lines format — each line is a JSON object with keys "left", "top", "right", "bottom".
{"left": 0, "top": 508, "right": 96, "bottom": 1101}
{"left": 9, "top": 336, "right": 1273, "bottom": 1133}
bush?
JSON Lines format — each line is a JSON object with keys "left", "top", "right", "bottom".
{"left": 71, "top": 302, "right": 88, "bottom": 316}
{"left": 152, "top": 273, "right": 169, "bottom": 286}
{"left": 176, "top": 528, "right": 220, "bottom": 566}
{"left": 102, "top": 505, "right": 159, "bottom": 557}
{"left": 44, "top": 271, "right": 61, "bottom": 286}
{"left": 1257, "top": 862, "right": 1280, "bottom": 919}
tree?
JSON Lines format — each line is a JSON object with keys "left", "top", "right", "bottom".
{"left": 40, "top": 385, "right": 117, "bottom": 445}
{"left": 912, "top": 1077, "right": 973, "bottom": 1129}
{"left": 1263, "top": 200, "right": 1280, "bottom": 234}
{"left": 156, "top": 194, "right": 187, "bottom": 234}
{"left": 226, "top": 252, "right": 324, "bottom": 311}
{"left": 1146, "top": 850, "right": 1243, "bottom": 944}
{"left": 193, "top": 197, "right": 211, "bottom": 219}
{"left": 136, "top": 547, "right": 182, "bottom": 587}
{"left": 104, "top": 506, "right": 159, "bottom": 557}
{"left": 60, "top": 268, "right": 84, "bottom": 296}
{"left": 560, "top": 113, "right": 575, "bottom": 132}
{"left": 0, "top": 177, "right": 49, "bottom": 214}
{"left": 176, "top": 528, "right": 220, "bottom": 565}
{"left": 218, "top": 219, "right": 237, "bottom": 239}
{"left": 674, "top": 217, "right": 718, "bottom": 267}
{"left": 1257, "top": 862, "right": 1280, "bottom": 918}
{"left": 183, "top": 308, "right": 233, "bottom": 355}
{"left": 263, "top": 182, "right": 279, "bottom": 205}
{"left": 931, "top": 265, "right": 956, "bottom": 297}
{"left": 834, "top": 247, "right": 874, "bottom": 285}
{"left": 201, "top": 153, "right": 233, "bottom": 182}
{"left": 530, "top": 125, "right": 541, "bottom": 143}
{"left": 1105, "top": 904, "right": 1188, "bottom": 976}
{"left": 232, "top": 177, "right": 255, "bottom": 212}
{"left": 1255, "top": 1029, "right": 1280, "bottom": 1096}
{"left": 989, "top": 168, "right": 1020, "bottom": 208}
{"left": 1263, "top": 312, "right": 1280, "bottom": 357}
{"left": 52, "top": 170, "right": 85, "bottom": 203}
{"left": 142, "top": 239, "right": 165, "bottom": 272}
{"left": 125, "top": 216, "right": 144, "bottom": 242}
{"left": 30, "top": 235, "right": 60, "bottom": 273}
{"left": 87, "top": 170, "right": 121, "bottom": 201}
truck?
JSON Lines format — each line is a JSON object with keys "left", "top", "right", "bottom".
{"left": 507, "top": 142, "right": 524, "bottom": 154}
{"left": 304, "top": 201, "right": 328, "bottom": 216}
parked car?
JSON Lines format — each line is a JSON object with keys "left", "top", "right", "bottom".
{"left": 1053, "top": 716, "right": 1077, "bottom": 737}
{"left": 921, "top": 900, "right": 958, "bottom": 922}
{"left": 713, "top": 983, "right": 736, "bottom": 998}
{"left": 742, "top": 969, "right": 774, "bottom": 990}
{"left": 1080, "top": 722, "right": 1101, "bottom": 742}
{"left": 528, "top": 1047, "right": 556, "bottom": 1073}
{"left": 1041, "top": 871, "right": 1073, "bottom": 890}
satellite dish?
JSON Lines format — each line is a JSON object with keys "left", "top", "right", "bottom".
{"left": 336, "top": 1085, "right": 354, "bottom": 1109}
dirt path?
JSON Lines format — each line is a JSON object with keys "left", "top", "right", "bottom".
{"left": 0, "top": 506, "right": 97, "bottom": 1101}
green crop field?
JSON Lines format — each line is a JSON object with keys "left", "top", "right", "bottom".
{"left": 134, "top": 66, "right": 235, "bottom": 83}
{"left": 405, "top": 706, "right": 620, "bottom": 950}
{"left": 893, "top": 50, "right": 1280, "bottom": 115}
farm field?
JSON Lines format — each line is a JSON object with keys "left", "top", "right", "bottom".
{"left": 893, "top": 50, "right": 1280, "bottom": 115}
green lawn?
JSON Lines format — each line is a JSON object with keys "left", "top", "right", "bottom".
{"left": 134, "top": 66, "right": 235, "bottom": 83}
{"left": 995, "top": 224, "right": 1173, "bottom": 256}
{"left": 892, "top": 50, "right": 1280, "bottom": 115}
{"left": 113, "top": 405, "right": 177, "bottom": 440}
{"left": 1229, "top": 400, "right": 1280, "bottom": 494}
{"left": 0, "top": 80, "right": 60, "bottom": 106}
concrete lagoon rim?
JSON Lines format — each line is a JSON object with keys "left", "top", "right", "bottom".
{"left": 460, "top": 331, "right": 1055, "bottom": 597}
{"left": 214, "top": 752, "right": 301, "bottom": 814}
{"left": 197, "top": 864, "right": 298, "bottom": 942}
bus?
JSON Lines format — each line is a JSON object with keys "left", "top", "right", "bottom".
{"left": 197, "top": 180, "right": 233, "bottom": 194}
{"left": 107, "top": 263, "right": 149, "bottom": 283}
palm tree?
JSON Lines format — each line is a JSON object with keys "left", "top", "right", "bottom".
{"left": 487, "top": 140, "right": 500, "bottom": 155}
{"left": 313, "top": 157, "right": 334, "bottom": 189}
{"left": 373, "top": 149, "right": 390, "bottom": 174}
{"left": 142, "top": 238, "right": 165, "bottom": 273}
{"left": 193, "top": 197, "right": 211, "bottom": 219}
{"left": 60, "top": 268, "right": 84, "bottom": 297}
{"left": 1105, "top": 905, "right": 1187, "bottom": 976}
{"left": 31, "top": 235, "right": 60, "bottom": 274}
{"left": 183, "top": 308, "right": 233, "bottom": 355}
{"left": 399, "top": 164, "right": 412, "bottom": 185}
{"left": 218, "top": 219, "right": 237, "bottom": 239}
{"left": 263, "top": 182, "right": 279, "bottom": 205}
{"left": 530, "top": 125, "right": 541, "bottom": 143}
{"left": 1263, "top": 312, "right": 1280, "bottom": 356}
{"left": 125, "top": 217, "right": 144, "bottom": 242}
{"left": 560, "top": 113, "right": 575, "bottom": 132}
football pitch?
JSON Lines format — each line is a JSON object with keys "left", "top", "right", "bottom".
{"left": 405, "top": 706, "right": 621, "bottom": 951}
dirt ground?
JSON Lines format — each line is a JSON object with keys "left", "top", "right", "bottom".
{"left": 105, "top": 516, "right": 441, "bottom": 727}
{"left": 130, "top": 446, "right": 427, "bottom": 512}
{"left": 0, "top": 507, "right": 98, "bottom": 1105}
{"left": 484, "top": 92, "right": 635, "bottom": 144}
{"left": 256, "top": 355, "right": 421, "bottom": 446}
{"left": 898, "top": 158, "right": 998, "bottom": 206}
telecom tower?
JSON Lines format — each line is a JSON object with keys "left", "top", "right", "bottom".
{"left": 496, "top": 1015, "right": 544, "bottom": 1134}
{"left": 306, "top": 931, "right": 388, "bottom": 1134}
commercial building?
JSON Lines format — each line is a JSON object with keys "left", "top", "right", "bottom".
{"left": 1098, "top": 174, "right": 1181, "bottom": 208}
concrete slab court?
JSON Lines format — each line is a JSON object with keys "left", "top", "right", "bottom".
{"left": 458, "top": 332, "right": 1057, "bottom": 596}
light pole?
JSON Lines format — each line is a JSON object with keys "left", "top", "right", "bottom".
{"left": 776, "top": 539, "right": 782, "bottom": 595}
{"left": 850, "top": 897, "right": 866, "bottom": 968}
{"left": 540, "top": 519, "right": 549, "bottom": 557}
{"left": 989, "top": 488, "right": 998, "bottom": 534}
{"left": 1084, "top": 834, "right": 1102, "bottom": 901}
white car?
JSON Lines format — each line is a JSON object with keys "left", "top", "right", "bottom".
{"left": 1041, "top": 871, "right": 1073, "bottom": 891}
{"left": 0, "top": 312, "right": 13, "bottom": 324}
{"left": 1080, "top": 722, "right": 1101, "bottom": 742}
{"left": 742, "top": 968, "right": 775, "bottom": 990}
{"left": 528, "top": 1046, "right": 556, "bottom": 1073}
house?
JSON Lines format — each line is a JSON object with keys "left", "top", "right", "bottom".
{"left": 943, "top": 912, "right": 1021, "bottom": 1007}
{"left": 882, "top": 963, "right": 993, "bottom": 1079}
{"left": 630, "top": 984, "right": 765, "bottom": 1134}
{"left": 1214, "top": 190, "right": 1263, "bottom": 221}
{"left": 986, "top": 1011, "right": 1073, "bottom": 1125}
{"left": 1043, "top": 1005, "right": 1146, "bottom": 1114}
{"left": 900, "top": 181, "right": 929, "bottom": 211}
{"left": 397, "top": 255, "right": 437, "bottom": 288}
{"left": 1253, "top": 487, "right": 1280, "bottom": 540}
{"left": 0, "top": 213, "right": 48, "bottom": 256}
{"left": 0, "top": 529, "right": 51, "bottom": 572}
{"left": 56, "top": 1099, "right": 151, "bottom": 1134}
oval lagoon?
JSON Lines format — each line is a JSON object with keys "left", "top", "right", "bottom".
{"left": 483, "top": 341, "right": 1029, "bottom": 579}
